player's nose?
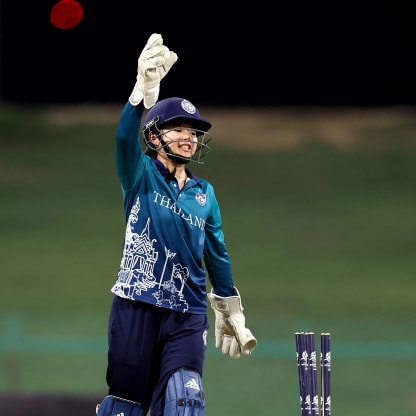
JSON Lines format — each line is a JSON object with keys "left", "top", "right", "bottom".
{"left": 179, "top": 129, "right": 193, "bottom": 141}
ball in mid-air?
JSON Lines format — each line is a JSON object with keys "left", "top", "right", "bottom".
{"left": 50, "top": 0, "right": 84, "bottom": 30}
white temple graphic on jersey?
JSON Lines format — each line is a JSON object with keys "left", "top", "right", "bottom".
{"left": 113, "top": 198, "right": 189, "bottom": 311}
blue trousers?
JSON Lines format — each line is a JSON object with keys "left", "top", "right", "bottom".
{"left": 106, "top": 296, "right": 209, "bottom": 416}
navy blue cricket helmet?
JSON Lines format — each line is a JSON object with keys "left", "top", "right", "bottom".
{"left": 142, "top": 97, "right": 211, "bottom": 134}
{"left": 141, "top": 97, "right": 212, "bottom": 164}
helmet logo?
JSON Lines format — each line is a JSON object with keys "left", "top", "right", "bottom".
{"left": 181, "top": 99, "right": 197, "bottom": 115}
{"left": 143, "top": 115, "right": 159, "bottom": 131}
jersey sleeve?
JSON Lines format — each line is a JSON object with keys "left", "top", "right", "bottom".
{"left": 203, "top": 186, "right": 235, "bottom": 297}
{"left": 115, "top": 102, "right": 146, "bottom": 192}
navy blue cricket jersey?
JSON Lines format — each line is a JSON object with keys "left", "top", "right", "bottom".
{"left": 111, "top": 102, "right": 235, "bottom": 314}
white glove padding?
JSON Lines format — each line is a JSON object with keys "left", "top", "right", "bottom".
{"left": 207, "top": 287, "right": 257, "bottom": 358}
{"left": 129, "top": 33, "right": 178, "bottom": 109}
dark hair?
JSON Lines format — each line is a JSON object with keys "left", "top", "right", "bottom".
{"left": 145, "top": 147, "right": 158, "bottom": 158}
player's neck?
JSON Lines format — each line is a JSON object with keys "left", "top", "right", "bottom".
{"left": 157, "top": 154, "right": 186, "bottom": 175}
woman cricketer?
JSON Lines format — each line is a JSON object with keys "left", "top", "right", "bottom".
{"left": 96, "top": 33, "right": 257, "bottom": 416}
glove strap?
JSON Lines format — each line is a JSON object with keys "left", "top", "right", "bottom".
{"left": 208, "top": 286, "right": 244, "bottom": 315}
{"left": 143, "top": 85, "right": 159, "bottom": 109}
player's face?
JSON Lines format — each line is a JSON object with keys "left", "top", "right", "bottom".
{"left": 160, "top": 123, "right": 198, "bottom": 159}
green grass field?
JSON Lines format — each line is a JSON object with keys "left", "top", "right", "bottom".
{"left": 1, "top": 104, "right": 416, "bottom": 415}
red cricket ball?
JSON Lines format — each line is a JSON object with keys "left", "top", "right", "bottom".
{"left": 50, "top": 0, "right": 84, "bottom": 30}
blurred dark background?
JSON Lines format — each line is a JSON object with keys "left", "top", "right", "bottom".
{"left": 1, "top": 0, "right": 415, "bottom": 106}
{"left": 2, "top": 2, "right": 416, "bottom": 415}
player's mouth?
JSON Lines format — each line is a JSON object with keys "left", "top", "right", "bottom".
{"left": 178, "top": 143, "right": 193, "bottom": 153}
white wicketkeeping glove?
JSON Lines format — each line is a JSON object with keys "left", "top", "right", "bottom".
{"left": 207, "top": 287, "right": 257, "bottom": 358}
{"left": 129, "top": 33, "right": 178, "bottom": 109}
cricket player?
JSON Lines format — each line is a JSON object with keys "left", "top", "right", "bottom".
{"left": 96, "top": 33, "right": 257, "bottom": 416}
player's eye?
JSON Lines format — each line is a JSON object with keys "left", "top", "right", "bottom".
{"left": 172, "top": 128, "right": 198, "bottom": 137}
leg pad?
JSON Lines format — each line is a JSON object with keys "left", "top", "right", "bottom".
{"left": 96, "top": 395, "right": 143, "bottom": 416}
{"left": 164, "top": 368, "right": 205, "bottom": 416}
